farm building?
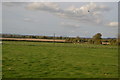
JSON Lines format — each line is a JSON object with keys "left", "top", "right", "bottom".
{"left": 102, "top": 42, "right": 110, "bottom": 45}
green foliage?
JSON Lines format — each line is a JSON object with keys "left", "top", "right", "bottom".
{"left": 92, "top": 33, "right": 102, "bottom": 40}
{"left": 2, "top": 33, "right": 118, "bottom": 45}
{"left": 94, "top": 39, "right": 102, "bottom": 45}
{"left": 109, "top": 39, "right": 117, "bottom": 45}
{"left": 92, "top": 33, "right": 102, "bottom": 45}
{"left": 88, "top": 39, "right": 94, "bottom": 44}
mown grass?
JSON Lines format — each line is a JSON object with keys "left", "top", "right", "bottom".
{"left": 2, "top": 41, "right": 118, "bottom": 78}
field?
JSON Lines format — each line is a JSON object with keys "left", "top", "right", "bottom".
{"left": 2, "top": 41, "right": 118, "bottom": 78}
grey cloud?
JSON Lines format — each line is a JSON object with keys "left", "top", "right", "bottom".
{"left": 61, "top": 22, "right": 80, "bottom": 28}
{"left": 26, "top": 2, "right": 61, "bottom": 13}
{"left": 106, "top": 22, "right": 118, "bottom": 27}
{"left": 25, "top": 2, "right": 112, "bottom": 26}
{"left": 23, "top": 18, "right": 32, "bottom": 22}
{"left": 3, "top": 2, "right": 26, "bottom": 7}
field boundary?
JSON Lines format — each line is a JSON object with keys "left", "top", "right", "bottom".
{"left": 0, "top": 38, "right": 65, "bottom": 43}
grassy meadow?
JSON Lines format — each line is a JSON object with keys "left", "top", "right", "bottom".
{"left": 2, "top": 41, "right": 118, "bottom": 78}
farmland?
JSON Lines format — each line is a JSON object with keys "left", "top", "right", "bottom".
{"left": 2, "top": 41, "right": 118, "bottom": 78}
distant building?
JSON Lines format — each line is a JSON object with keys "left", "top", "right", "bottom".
{"left": 102, "top": 42, "right": 110, "bottom": 45}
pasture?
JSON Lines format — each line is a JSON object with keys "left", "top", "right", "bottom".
{"left": 2, "top": 41, "right": 118, "bottom": 78}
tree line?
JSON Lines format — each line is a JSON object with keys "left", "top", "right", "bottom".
{"left": 1, "top": 33, "right": 119, "bottom": 45}
{"left": 65, "top": 33, "right": 119, "bottom": 45}
{"left": 1, "top": 34, "right": 67, "bottom": 40}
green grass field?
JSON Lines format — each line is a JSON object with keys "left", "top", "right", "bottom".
{"left": 2, "top": 41, "right": 118, "bottom": 78}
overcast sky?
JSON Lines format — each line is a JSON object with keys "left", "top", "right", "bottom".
{"left": 2, "top": 2, "right": 118, "bottom": 38}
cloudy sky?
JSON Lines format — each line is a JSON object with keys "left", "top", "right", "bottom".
{"left": 2, "top": 2, "right": 118, "bottom": 38}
